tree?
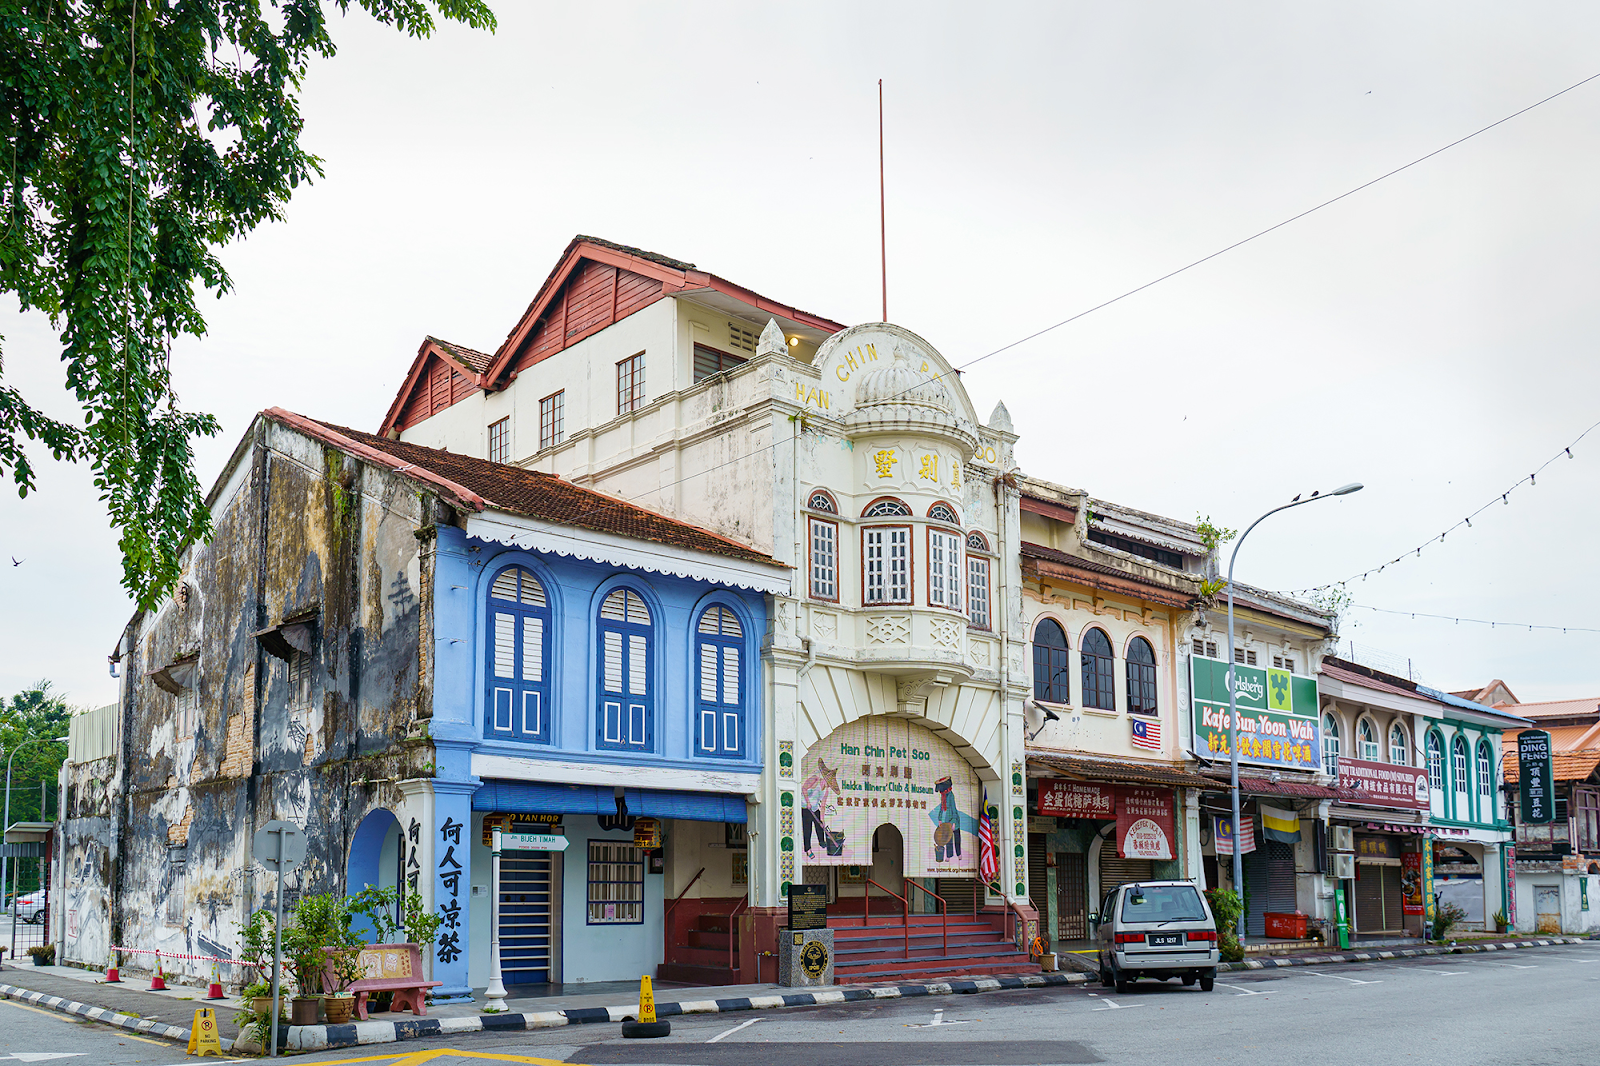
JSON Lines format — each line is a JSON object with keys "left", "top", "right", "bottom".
{"left": 0, "top": 679, "right": 71, "bottom": 820}
{"left": 0, "top": 0, "right": 495, "bottom": 609}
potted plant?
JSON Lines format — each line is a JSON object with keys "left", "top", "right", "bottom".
{"left": 283, "top": 892, "right": 346, "bottom": 1025}
{"left": 321, "top": 945, "right": 366, "bottom": 1025}
{"left": 26, "top": 944, "right": 54, "bottom": 966}
{"left": 1204, "top": 888, "right": 1246, "bottom": 962}
{"left": 1492, "top": 909, "right": 1510, "bottom": 934}
{"left": 240, "top": 977, "right": 280, "bottom": 1016}
{"left": 239, "top": 908, "right": 283, "bottom": 1004}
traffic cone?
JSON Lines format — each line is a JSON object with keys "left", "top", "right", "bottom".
{"left": 149, "top": 952, "right": 167, "bottom": 991}
{"left": 203, "top": 960, "right": 225, "bottom": 1000}
{"left": 105, "top": 950, "right": 121, "bottom": 984}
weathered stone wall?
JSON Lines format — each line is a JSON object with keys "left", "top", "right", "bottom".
{"left": 62, "top": 417, "right": 440, "bottom": 979}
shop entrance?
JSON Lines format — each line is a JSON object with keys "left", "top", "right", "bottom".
{"left": 1352, "top": 861, "right": 1403, "bottom": 933}
{"left": 1057, "top": 853, "right": 1088, "bottom": 940}
{"left": 499, "top": 850, "right": 559, "bottom": 985}
{"left": 1098, "top": 835, "right": 1154, "bottom": 899}
{"left": 1244, "top": 842, "right": 1296, "bottom": 936}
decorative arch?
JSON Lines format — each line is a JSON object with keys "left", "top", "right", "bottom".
{"left": 483, "top": 561, "right": 554, "bottom": 742}
{"left": 806, "top": 488, "right": 838, "bottom": 515}
{"left": 1080, "top": 627, "right": 1114, "bottom": 711}
{"left": 926, "top": 500, "right": 961, "bottom": 525}
{"left": 1125, "top": 636, "right": 1157, "bottom": 717}
{"left": 592, "top": 578, "right": 661, "bottom": 752}
{"left": 1032, "top": 617, "right": 1071, "bottom": 704}
{"left": 347, "top": 808, "right": 403, "bottom": 939}
{"left": 1426, "top": 728, "right": 1446, "bottom": 791}
{"left": 965, "top": 530, "right": 990, "bottom": 553}
{"left": 1357, "top": 715, "right": 1380, "bottom": 761}
{"left": 1389, "top": 722, "right": 1410, "bottom": 766}
{"left": 693, "top": 598, "right": 749, "bottom": 759}
{"left": 862, "top": 497, "right": 911, "bottom": 518}
{"left": 1475, "top": 739, "right": 1494, "bottom": 801}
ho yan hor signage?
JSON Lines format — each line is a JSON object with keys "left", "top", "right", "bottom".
{"left": 1190, "top": 655, "right": 1321, "bottom": 772}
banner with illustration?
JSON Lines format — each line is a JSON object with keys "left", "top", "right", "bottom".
{"left": 1190, "top": 654, "right": 1321, "bottom": 771}
{"left": 799, "top": 717, "right": 981, "bottom": 877}
{"left": 1116, "top": 787, "right": 1175, "bottom": 860}
{"left": 1401, "top": 852, "right": 1424, "bottom": 915}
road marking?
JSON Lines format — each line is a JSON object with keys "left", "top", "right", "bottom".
{"left": 1217, "top": 984, "right": 1276, "bottom": 996}
{"left": 707, "top": 1018, "right": 764, "bottom": 1043}
{"left": 0, "top": 1001, "right": 68, "bottom": 1022}
{"left": 384, "top": 1052, "right": 589, "bottom": 1066}
{"left": 1484, "top": 962, "right": 1538, "bottom": 970}
{"left": 1425, "top": 971, "right": 1467, "bottom": 976}
{"left": 1302, "top": 971, "right": 1382, "bottom": 986}
{"left": 907, "top": 1008, "right": 972, "bottom": 1028}
{"left": 1091, "top": 1000, "right": 1143, "bottom": 1011}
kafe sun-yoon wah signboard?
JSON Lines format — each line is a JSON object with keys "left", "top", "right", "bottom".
{"left": 1190, "top": 655, "right": 1320, "bottom": 771}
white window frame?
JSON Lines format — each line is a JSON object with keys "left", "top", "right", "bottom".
{"left": 862, "top": 525, "right": 911, "bottom": 605}
{"left": 808, "top": 517, "right": 838, "bottom": 601}
{"left": 1358, "top": 717, "right": 1379, "bottom": 761}
{"left": 1389, "top": 724, "right": 1408, "bottom": 766}
{"left": 967, "top": 555, "right": 991, "bottom": 630}
{"left": 926, "top": 527, "right": 963, "bottom": 611}
{"left": 1322, "top": 713, "right": 1340, "bottom": 776}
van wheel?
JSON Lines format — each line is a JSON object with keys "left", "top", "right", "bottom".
{"left": 1115, "top": 974, "right": 1133, "bottom": 994}
{"left": 1199, "top": 976, "right": 1214, "bottom": 992}
{"left": 1099, "top": 966, "right": 1113, "bottom": 988}
{"left": 1182, "top": 975, "right": 1196, "bottom": 986}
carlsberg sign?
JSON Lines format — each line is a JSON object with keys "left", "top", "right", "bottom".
{"left": 1190, "top": 655, "right": 1322, "bottom": 772}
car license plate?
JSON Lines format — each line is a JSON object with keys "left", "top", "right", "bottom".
{"left": 1148, "top": 933, "right": 1184, "bottom": 947}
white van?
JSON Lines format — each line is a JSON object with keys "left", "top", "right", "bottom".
{"left": 1095, "top": 880, "right": 1220, "bottom": 992}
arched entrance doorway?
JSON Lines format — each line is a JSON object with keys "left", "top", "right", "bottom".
{"left": 347, "top": 809, "right": 403, "bottom": 940}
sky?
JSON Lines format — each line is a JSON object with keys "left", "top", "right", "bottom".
{"left": 3, "top": 2, "right": 1598, "bottom": 710}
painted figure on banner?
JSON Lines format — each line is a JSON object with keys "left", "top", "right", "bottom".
{"left": 799, "top": 717, "right": 981, "bottom": 876}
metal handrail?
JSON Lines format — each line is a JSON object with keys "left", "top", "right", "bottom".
{"left": 727, "top": 897, "right": 749, "bottom": 972}
{"left": 664, "top": 867, "right": 705, "bottom": 918}
{"left": 862, "top": 877, "right": 911, "bottom": 958}
{"left": 903, "top": 880, "right": 949, "bottom": 955}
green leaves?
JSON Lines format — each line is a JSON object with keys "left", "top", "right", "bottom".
{"left": 0, "top": 0, "right": 495, "bottom": 610}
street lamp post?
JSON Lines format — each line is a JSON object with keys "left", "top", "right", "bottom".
{"left": 1, "top": 735, "right": 68, "bottom": 952}
{"left": 1224, "top": 485, "right": 1361, "bottom": 942}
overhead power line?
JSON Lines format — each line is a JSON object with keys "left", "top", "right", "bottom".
{"left": 1351, "top": 603, "right": 1600, "bottom": 635}
{"left": 1281, "top": 415, "right": 1600, "bottom": 596}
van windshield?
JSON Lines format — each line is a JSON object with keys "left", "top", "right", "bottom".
{"left": 1120, "top": 884, "right": 1207, "bottom": 923}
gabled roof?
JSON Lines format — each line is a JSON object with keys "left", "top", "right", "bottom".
{"left": 378, "top": 336, "right": 489, "bottom": 438}
{"left": 1495, "top": 696, "right": 1600, "bottom": 722}
{"left": 481, "top": 235, "right": 847, "bottom": 389}
{"left": 265, "top": 409, "right": 781, "bottom": 568}
{"left": 1502, "top": 747, "right": 1600, "bottom": 784}
{"left": 1450, "top": 679, "right": 1520, "bottom": 706}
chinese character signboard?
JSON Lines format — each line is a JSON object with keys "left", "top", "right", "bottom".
{"left": 1519, "top": 730, "right": 1554, "bottom": 824}
{"left": 1116, "top": 787, "right": 1175, "bottom": 861}
{"left": 1037, "top": 780, "right": 1115, "bottom": 819}
{"left": 1190, "top": 655, "right": 1321, "bottom": 771}
{"left": 1338, "top": 757, "right": 1430, "bottom": 810}
{"left": 1353, "top": 834, "right": 1395, "bottom": 860}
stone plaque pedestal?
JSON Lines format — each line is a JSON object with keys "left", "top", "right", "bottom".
{"left": 776, "top": 927, "right": 834, "bottom": 986}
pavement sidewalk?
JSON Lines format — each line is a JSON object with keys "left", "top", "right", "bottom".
{"left": 0, "top": 936, "right": 1587, "bottom": 1054}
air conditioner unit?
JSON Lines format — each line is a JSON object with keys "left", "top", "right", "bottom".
{"left": 1333, "top": 853, "right": 1357, "bottom": 880}
{"left": 1333, "top": 825, "right": 1354, "bottom": 852}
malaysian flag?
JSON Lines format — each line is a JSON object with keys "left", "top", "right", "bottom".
{"left": 1130, "top": 715, "right": 1161, "bottom": 751}
{"left": 978, "top": 795, "right": 998, "bottom": 883}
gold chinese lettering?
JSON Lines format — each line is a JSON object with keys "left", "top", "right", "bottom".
{"left": 918, "top": 454, "right": 938, "bottom": 481}
{"left": 873, "top": 449, "right": 896, "bottom": 477}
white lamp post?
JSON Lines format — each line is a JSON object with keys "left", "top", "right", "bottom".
{"left": 483, "top": 824, "right": 507, "bottom": 1011}
{"left": 1224, "top": 484, "right": 1361, "bottom": 941}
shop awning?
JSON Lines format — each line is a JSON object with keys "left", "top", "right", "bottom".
{"left": 473, "top": 780, "right": 747, "bottom": 823}
{"left": 1027, "top": 752, "right": 1215, "bottom": 789}
{"left": 1195, "top": 769, "right": 1366, "bottom": 801}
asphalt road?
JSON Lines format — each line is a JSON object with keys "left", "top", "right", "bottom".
{"left": 5, "top": 940, "right": 1596, "bottom": 1065}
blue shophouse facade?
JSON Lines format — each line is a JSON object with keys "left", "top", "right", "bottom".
{"left": 426, "top": 516, "right": 785, "bottom": 998}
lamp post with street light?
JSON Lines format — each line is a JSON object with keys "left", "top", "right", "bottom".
{"left": 1224, "top": 484, "right": 1362, "bottom": 942}
{"left": 1, "top": 735, "right": 68, "bottom": 944}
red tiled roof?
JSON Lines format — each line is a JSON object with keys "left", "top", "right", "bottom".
{"left": 1195, "top": 768, "right": 1366, "bottom": 801}
{"left": 1019, "top": 541, "right": 1193, "bottom": 608}
{"left": 1496, "top": 697, "right": 1600, "bottom": 721}
{"left": 264, "top": 409, "right": 781, "bottom": 568}
{"left": 429, "top": 336, "right": 492, "bottom": 375}
{"left": 1027, "top": 752, "right": 1216, "bottom": 789}
{"left": 1502, "top": 747, "right": 1600, "bottom": 784}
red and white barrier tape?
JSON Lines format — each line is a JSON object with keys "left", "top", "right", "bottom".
{"left": 108, "top": 946, "right": 260, "bottom": 968}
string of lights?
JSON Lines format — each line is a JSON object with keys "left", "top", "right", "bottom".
{"left": 514, "top": 71, "right": 1600, "bottom": 535}
{"left": 1350, "top": 603, "right": 1600, "bottom": 635}
{"left": 1279, "top": 415, "right": 1600, "bottom": 596}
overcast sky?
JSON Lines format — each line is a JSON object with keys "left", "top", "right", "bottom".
{"left": 4, "top": 3, "right": 1598, "bottom": 710}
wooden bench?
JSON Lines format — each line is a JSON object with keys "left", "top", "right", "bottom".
{"left": 330, "top": 943, "right": 442, "bottom": 1021}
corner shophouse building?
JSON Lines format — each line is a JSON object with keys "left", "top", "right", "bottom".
{"left": 384, "top": 236, "right": 1038, "bottom": 981}
{"left": 1186, "top": 584, "right": 1337, "bottom": 936}
{"left": 1011, "top": 476, "right": 1217, "bottom": 947}
{"left": 1499, "top": 694, "right": 1600, "bottom": 935}
{"left": 57, "top": 408, "right": 786, "bottom": 996}
{"left": 1316, "top": 658, "right": 1523, "bottom": 937}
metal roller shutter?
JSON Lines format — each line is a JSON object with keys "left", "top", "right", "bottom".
{"left": 1382, "top": 865, "right": 1404, "bottom": 931}
{"left": 1244, "top": 842, "right": 1296, "bottom": 935}
{"left": 937, "top": 878, "right": 980, "bottom": 916}
{"left": 1099, "top": 853, "right": 1155, "bottom": 898}
{"left": 1353, "top": 864, "right": 1386, "bottom": 932}
{"left": 1027, "top": 834, "right": 1050, "bottom": 917}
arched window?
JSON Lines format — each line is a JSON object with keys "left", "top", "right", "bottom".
{"left": 1452, "top": 736, "right": 1469, "bottom": 792}
{"left": 1427, "top": 731, "right": 1444, "bottom": 790}
{"left": 1125, "top": 637, "right": 1157, "bottom": 717}
{"left": 696, "top": 606, "right": 745, "bottom": 758}
{"left": 965, "top": 530, "right": 989, "bottom": 552}
{"left": 1081, "top": 628, "right": 1114, "bottom": 711}
{"left": 927, "top": 501, "right": 961, "bottom": 525}
{"left": 1032, "top": 619, "right": 1070, "bottom": 704}
{"left": 1476, "top": 741, "right": 1494, "bottom": 799}
{"left": 862, "top": 497, "right": 911, "bottom": 518}
{"left": 1322, "top": 713, "right": 1340, "bottom": 776}
{"left": 806, "top": 489, "right": 837, "bottom": 514}
{"left": 1358, "top": 717, "right": 1379, "bottom": 761}
{"left": 598, "top": 588, "right": 652, "bottom": 751}
{"left": 1389, "top": 724, "right": 1409, "bottom": 766}
{"left": 486, "top": 566, "right": 551, "bottom": 742}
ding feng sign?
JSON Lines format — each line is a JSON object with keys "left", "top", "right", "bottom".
{"left": 1190, "top": 655, "right": 1321, "bottom": 772}
{"left": 1518, "top": 730, "right": 1555, "bottom": 825}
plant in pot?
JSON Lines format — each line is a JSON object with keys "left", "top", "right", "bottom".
{"left": 1492, "top": 908, "right": 1510, "bottom": 934}
{"left": 238, "top": 908, "right": 285, "bottom": 1014}
{"left": 321, "top": 944, "right": 367, "bottom": 1024}
{"left": 26, "top": 944, "right": 54, "bottom": 966}
{"left": 1204, "top": 888, "right": 1246, "bottom": 963}
{"left": 283, "top": 892, "right": 349, "bottom": 1025}
{"left": 348, "top": 885, "right": 400, "bottom": 1012}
